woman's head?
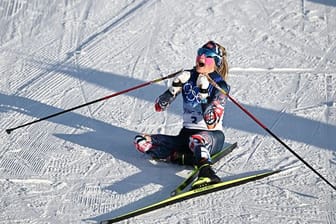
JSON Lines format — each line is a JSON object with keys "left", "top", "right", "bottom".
{"left": 195, "top": 41, "right": 228, "bottom": 81}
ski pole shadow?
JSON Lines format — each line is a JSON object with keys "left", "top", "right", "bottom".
{"left": 224, "top": 101, "right": 336, "bottom": 151}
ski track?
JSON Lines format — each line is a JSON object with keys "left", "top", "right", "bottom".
{"left": 0, "top": 0, "right": 336, "bottom": 223}
{"left": 8, "top": 0, "right": 156, "bottom": 98}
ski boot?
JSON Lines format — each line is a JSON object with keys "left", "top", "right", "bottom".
{"left": 191, "top": 162, "right": 221, "bottom": 189}
{"left": 170, "top": 152, "right": 195, "bottom": 166}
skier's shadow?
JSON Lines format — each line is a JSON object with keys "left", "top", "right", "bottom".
{"left": 54, "top": 121, "right": 189, "bottom": 222}
{"left": 55, "top": 124, "right": 184, "bottom": 191}
{"left": 0, "top": 92, "right": 187, "bottom": 222}
{"left": 0, "top": 91, "right": 183, "bottom": 195}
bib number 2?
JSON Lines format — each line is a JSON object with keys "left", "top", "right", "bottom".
{"left": 191, "top": 116, "right": 197, "bottom": 124}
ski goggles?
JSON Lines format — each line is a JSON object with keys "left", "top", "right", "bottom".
{"left": 197, "top": 48, "right": 222, "bottom": 67}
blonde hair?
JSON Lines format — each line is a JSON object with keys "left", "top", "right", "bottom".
{"left": 215, "top": 43, "right": 229, "bottom": 82}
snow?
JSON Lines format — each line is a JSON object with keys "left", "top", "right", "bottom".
{"left": 0, "top": 0, "right": 335, "bottom": 223}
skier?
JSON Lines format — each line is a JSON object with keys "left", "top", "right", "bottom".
{"left": 134, "top": 41, "right": 230, "bottom": 189}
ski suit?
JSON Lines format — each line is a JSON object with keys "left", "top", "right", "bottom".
{"left": 145, "top": 68, "right": 230, "bottom": 165}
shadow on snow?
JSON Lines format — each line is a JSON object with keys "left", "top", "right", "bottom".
{"left": 308, "top": 0, "right": 336, "bottom": 7}
{"left": 1, "top": 64, "right": 335, "bottom": 222}
{"left": 47, "top": 63, "right": 336, "bottom": 150}
{"left": 0, "top": 92, "right": 185, "bottom": 221}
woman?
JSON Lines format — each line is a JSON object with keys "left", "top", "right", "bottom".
{"left": 134, "top": 41, "right": 230, "bottom": 189}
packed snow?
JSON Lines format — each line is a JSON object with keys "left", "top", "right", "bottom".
{"left": 0, "top": 0, "right": 335, "bottom": 223}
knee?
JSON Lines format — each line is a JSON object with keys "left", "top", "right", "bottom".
{"left": 189, "top": 134, "right": 207, "bottom": 152}
{"left": 189, "top": 134, "right": 211, "bottom": 161}
{"left": 189, "top": 133, "right": 212, "bottom": 151}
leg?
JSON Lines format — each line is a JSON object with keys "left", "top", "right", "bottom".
{"left": 188, "top": 130, "right": 225, "bottom": 163}
{"left": 189, "top": 130, "right": 225, "bottom": 188}
{"left": 134, "top": 133, "right": 188, "bottom": 160}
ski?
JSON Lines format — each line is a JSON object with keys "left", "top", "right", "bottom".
{"left": 171, "top": 142, "right": 237, "bottom": 196}
{"left": 100, "top": 169, "right": 282, "bottom": 224}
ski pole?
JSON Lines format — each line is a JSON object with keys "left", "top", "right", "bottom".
{"left": 5, "top": 69, "right": 183, "bottom": 134}
{"left": 205, "top": 74, "right": 336, "bottom": 192}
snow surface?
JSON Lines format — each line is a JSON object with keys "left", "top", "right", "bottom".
{"left": 0, "top": 0, "right": 336, "bottom": 223}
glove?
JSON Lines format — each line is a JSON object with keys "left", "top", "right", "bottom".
{"left": 134, "top": 134, "right": 152, "bottom": 153}
{"left": 154, "top": 90, "right": 175, "bottom": 112}
{"left": 204, "top": 100, "right": 224, "bottom": 127}
{"left": 169, "top": 71, "right": 190, "bottom": 95}
{"left": 196, "top": 74, "right": 209, "bottom": 103}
